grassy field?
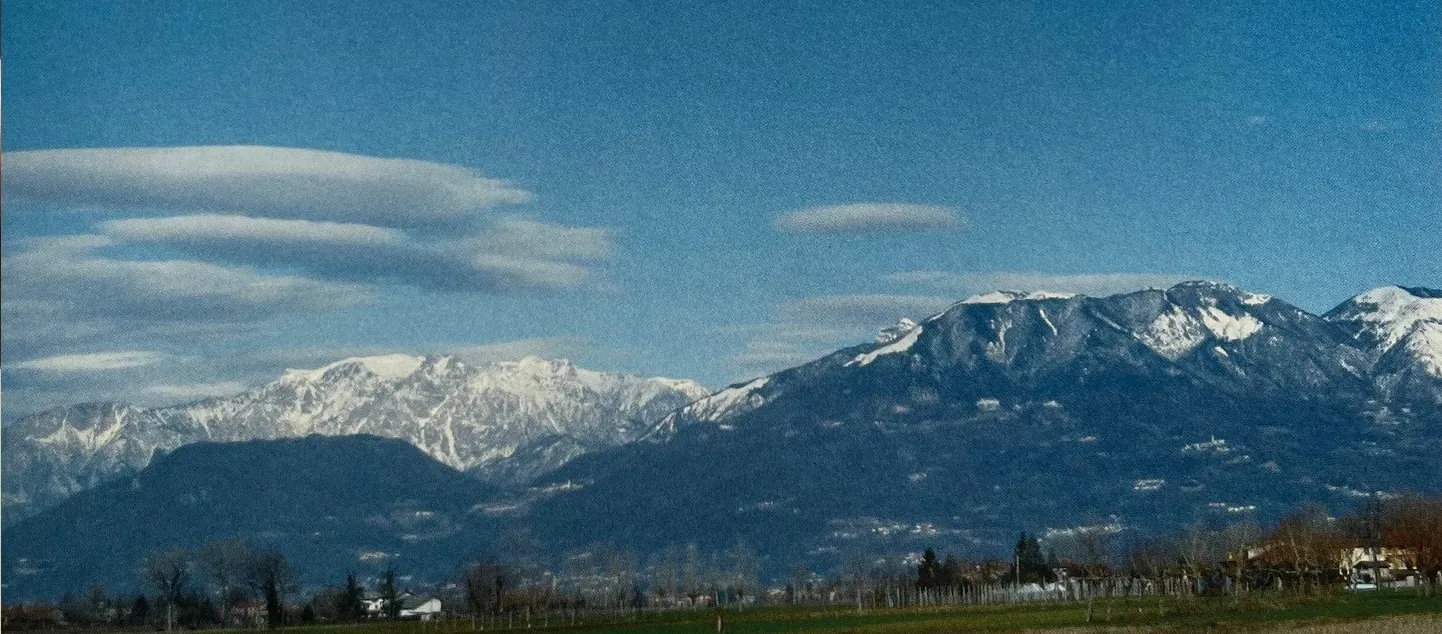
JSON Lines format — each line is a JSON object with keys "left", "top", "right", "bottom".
{"left": 255, "top": 591, "right": 1442, "bottom": 634}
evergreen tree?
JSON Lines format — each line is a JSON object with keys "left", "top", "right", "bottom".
{"left": 379, "top": 567, "right": 402, "bottom": 619}
{"left": 916, "top": 548, "right": 941, "bottom": 588}
{"left": 336, "top": 573, "right": 365, "bottom": 622}
{"left": 130, "top": 595, "right": 150, "bottom": 627}
{"left": 1014, "top": 533, "right": 1047, "bottom": 584}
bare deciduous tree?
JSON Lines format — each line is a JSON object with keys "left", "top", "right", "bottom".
{"left": 198, "top": 539, "right": 252, "bottom": 626}
{"left": 1382, "top": 495, "right": 1442, "bottom": 578}
{"left": 246, "top": 550, "right": 296, "bottom": 628}
{"left": 143, "top": 547, "right": 192, "bottom": 632}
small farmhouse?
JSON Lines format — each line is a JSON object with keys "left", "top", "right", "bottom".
{"left": 1339, "top": 547, "right": 1418, "bottom": 589}
{"left": 399, "top": 596, "right": 442, "bottom": 620}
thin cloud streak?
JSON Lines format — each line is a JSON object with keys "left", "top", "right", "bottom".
{"left": 9, "top": 351, "right": 168, "bottom": 373}
{"left": 775, "top": 203, "right": 962, "bottom": 234}
{"left": 728, "top": 293, "right": 953, "bottom": 378}
{"left": 95, "top": 214, "right": 613, "bottom": 294}
{"left": 890, "top": 271, "right": 1198, "bottom": 298}
{"left": 4, "top": 146, "right": 532, "bottom": 227}
{"left": 780, "top": 294, "right": 957, "bottom": 325}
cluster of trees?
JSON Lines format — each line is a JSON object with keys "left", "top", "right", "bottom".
{"left": 1114, "top": 496, "right": 1442, "bottom": 588}
{"left": 913, "top": 535, "right": 1060, "bottom": 592}
{"left": 7, "top": 496, "right": 1442, "bottom": 630}
{"left": 60, "top": 539, "right": 300, "bottom": 631}
{"left": 439, "top": 539, "right": 762, "bottom": 622}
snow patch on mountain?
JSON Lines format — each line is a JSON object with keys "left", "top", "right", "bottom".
{"left": 1136, "top": 295, "right": 1264, "bottom": 359}
{"left": 1199, "top": 306, "right": 1264, "bottom": 341}
{"left": 352, "top": 354, "right": 426, "bottom": 379}
{"left": 876, "top": 318, "right": 919, "bottom": 344}
{"left": 850, "top": 324, "right": 923, "bottom": 367}
{"left": 677, "top": 377, "right": 769, "bottom": 423}
{"left": 1038, "top": 308, "right": 1059, "bottom": 336}
{"left": 1403, "top": 321, "right": 1442, "bottom": 378}
{"left": 961, "top": 290, "right": 1077, "bottom": 305}
{"left": 281, "top": 354, "right": 426, "bottom": 383}
{"left": 1137, "top": 306, "right": 1208, "bottom": 359}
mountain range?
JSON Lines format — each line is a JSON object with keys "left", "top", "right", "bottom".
{"left": 1, "top": 356, "right": 708, "bottom": 524}
{"left": 523, "top": 283, "right": 1441, "bottom": 565}
{"left": 3, "top": 282, "right": 1440, "bottom": 599}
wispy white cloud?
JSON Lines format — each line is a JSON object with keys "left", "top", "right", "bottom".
{"left": 1, "top": 235, "right": 371, "bottom": 326}
{"left": 95, "top": 214, "right": 613, "bottom": 293}
{"left": 889, "top": 271, "right": 1196, "bottom": 298}
{"left": 143, "top": 381, "right": 250, "bottom": 401}
{"left": 726, "top": 293, "right": 953, "bottom": 377}
{"left": 463, "top": 217, "right": 614, "bottom": 262}
{"left": 0, "top": 146, "right": 624, "bottom": 419}
{"left": 466, "top": 255, "right": 592, "bottom": 291}
{"left": 9, "top": 351, "right": 167, "bottom": 373}
{"left": 729, "top": 339, "right": 834, "bottom": 371}
{"left": 775, "top": 203, "right": 962, "bottom": 234}
{"left": 233, "top": 337, "right": 594, "bottom": 375}
{"left": 101, "top": 214, "right": 406, "bottom": 247}
{"left": 780, "top": 294, "right": 957, "bottom": 325}
{"left": 1360, "top": 119, "right": 1403, "bottom": 132}
{"left": 447, "top": 336, "right": 593, "bottom": 365}
{"left": 4, "top": 146, "right": 531, "bottom": 227}
{"left": 0, "top": 235, "right": 373, "bottom": 376}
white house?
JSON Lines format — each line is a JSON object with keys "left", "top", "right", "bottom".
{"left": 399, "top": 596, "right": 442, "bottom": 620}
{"left": 364, "top": 591, "right": 421, "bottom": 618}
{"left": 1340, "top": 547, "right": 1417, "bottom": 589}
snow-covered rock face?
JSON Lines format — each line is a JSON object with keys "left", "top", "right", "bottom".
{"left": 648, "top": 376, "right": 769, "bottom": 440}
{"left": 1133, "top": 291, "right": 1264, "bottom": 359}
{"left": 1403, "top": 322, "right": 1442, "bottom": 378}
{"left": 1324, "top": 286, "right": 1442, "bottom": 397}
{"left": 849, "top": 324, "right": 923, "bottom": 367}
{"left": 1, "top": 355, "right": 710, "bottom": 521}
{"left": 1326, "top": 286, "right": 1442, "bottom": 350}
{"left": 1137, "top": 306, "right": 1209, "bottom": 360}
{"left": 876, "top": 318, "right": 919, "bottom": 344}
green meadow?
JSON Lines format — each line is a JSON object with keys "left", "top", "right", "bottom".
{"left": 254, "top": 590, "right": 1442, "bottom": 634}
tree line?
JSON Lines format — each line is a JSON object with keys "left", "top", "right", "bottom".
{"left": 4, "top": 495, "right": 1441, "bottom": 630}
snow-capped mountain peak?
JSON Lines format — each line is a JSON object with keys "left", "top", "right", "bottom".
{"left": 1326, "top": 285, "right": 1442, "bottom": 350}
{"left": 282, "top": 353, "right": 427, "bottom": 383}
{"left": 1322, "top": 286, "right": 1442, "bottom": 392}
{"left": 2, "top": 355, "right": 710, "bottom": 523}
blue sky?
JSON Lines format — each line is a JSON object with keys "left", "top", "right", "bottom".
{"left": 3, "top": 0, "right": 1438, "bottom": 417}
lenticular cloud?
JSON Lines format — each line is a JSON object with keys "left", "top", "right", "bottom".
{"left": 4, "top": 146, "right": 533, "bottom": 227}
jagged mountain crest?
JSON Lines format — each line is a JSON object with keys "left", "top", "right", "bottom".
{"left": 528, "top": 282, "right": 1442, "bottom": 570}
{"left": 660, "top": 281, "right": 1387, "bottom": 436}
{"left": 2, "top": 354, "right": 709, "bottom": 523}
